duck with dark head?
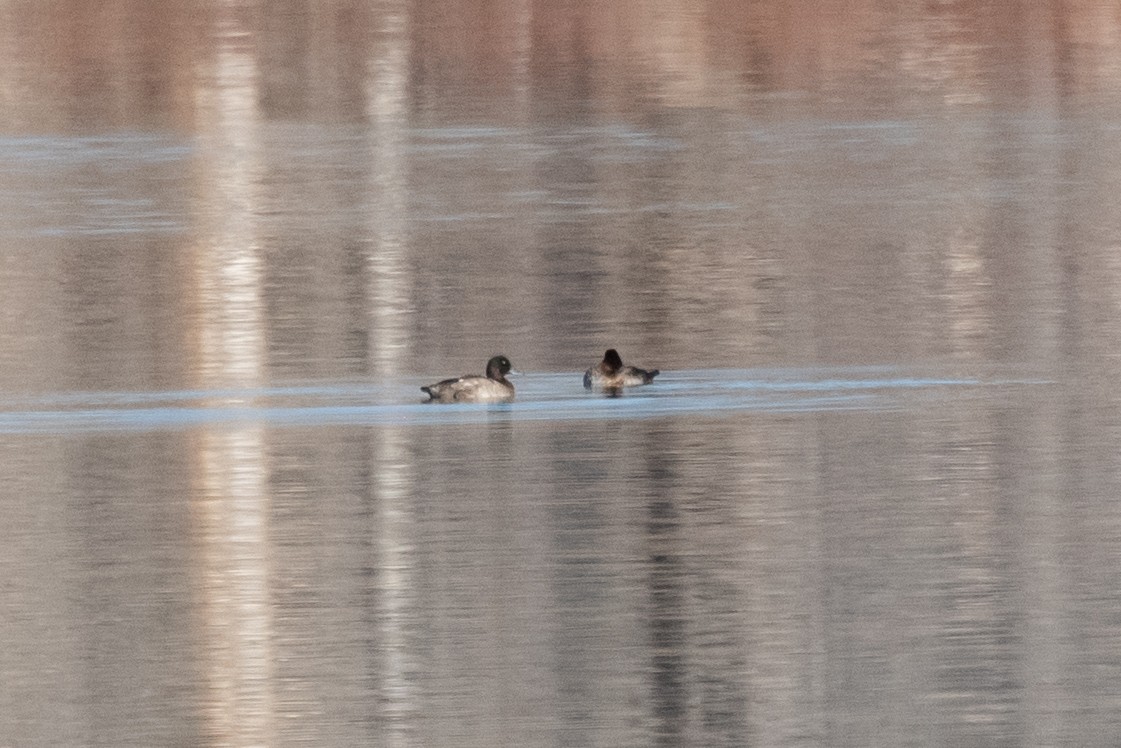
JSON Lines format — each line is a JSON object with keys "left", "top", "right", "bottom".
{"left": 583, "top": 349, "right": 659, "bottom": 391}
{"left": 422, "top": 355, "right": 516, "bottom": 403}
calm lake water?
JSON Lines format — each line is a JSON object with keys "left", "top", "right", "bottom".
{"left": 4, "top": 2, "right": 1121, "bottom": 746}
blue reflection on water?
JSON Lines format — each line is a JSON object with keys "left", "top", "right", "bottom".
{"left": 0, "top": 134, "right": 192, "bottom": 237}
{"left": 0, "top": 366, "right": 1048, "bottom": 435}
{"left": 0, "top": 134, "right": 192, "bottom": 166}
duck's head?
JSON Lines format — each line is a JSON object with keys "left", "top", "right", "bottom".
{"left": 486, "top": 355, "right": 514, "bottom": 379}
{"left": 602, "top": 349, "right": 624, "bottom": 374}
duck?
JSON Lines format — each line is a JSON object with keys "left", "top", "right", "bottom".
{"left": 421, "top": 355, "right": 516, "bottom": 403}
{"left": 583, "top": 349, "right": 659, "bottom": 390}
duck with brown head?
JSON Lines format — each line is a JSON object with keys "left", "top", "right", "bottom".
{"left": 583, "top": 349, "right": 659, "bottom": 390}
{"left": 422, "top": 355, "right": 516, "bottom": 403}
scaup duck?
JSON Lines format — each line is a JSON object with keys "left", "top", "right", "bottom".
{"left": 422, "top": 355, "right": 516, "bottom": 403}
{"left": 583, "top": 349, "right": 659, "bottom": 390}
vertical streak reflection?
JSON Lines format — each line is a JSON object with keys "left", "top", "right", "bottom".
{"left": 366, "top": 6, "right": 417, "bottom": 746}
{"left": 191, "top": 13, "right": 272, "bottom": 746}
{"left": 196, "top": 429, "right": 272, "bottom": 745}
{"left": 647, "top": 495, "right": 686, "bottom": 747}
{"left": 368, "top": 4, "right": 412, "bottom": 381}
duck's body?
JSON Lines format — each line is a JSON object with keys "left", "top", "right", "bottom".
{"left": 583, "top": 349, "right": 659, "bottom": 390}
{"left": 422, "top": 355, "right": 516, "bottom": 403}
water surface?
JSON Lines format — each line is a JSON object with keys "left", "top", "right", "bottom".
{"left": 3, "top": 2, "right": 1121, "bottom": 746}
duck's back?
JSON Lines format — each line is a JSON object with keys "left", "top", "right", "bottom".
{"left": 422, "top": 375, "right": 514, "bottom": 403}
{"left": 584, "top": 362, "right": 659, "bottom": 389}
{"left": 618, "top": 365, "right": 659, "bottom": 386}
